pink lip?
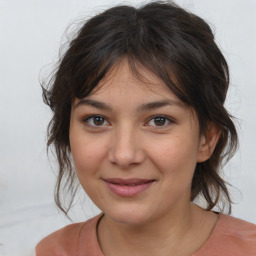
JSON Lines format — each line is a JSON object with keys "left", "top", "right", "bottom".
{"left": 103, "top": 178, "right": 155, "bottom": 197}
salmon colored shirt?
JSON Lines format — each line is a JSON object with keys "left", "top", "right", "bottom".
{"left": 35, "top": 213, "right": 256, "bottom": 256}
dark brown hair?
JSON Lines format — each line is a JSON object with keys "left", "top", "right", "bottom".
{"left": 42, "top": 1, "right": 238, "bottom": 216}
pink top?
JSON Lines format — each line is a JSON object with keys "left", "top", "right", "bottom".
{"left": 35, "top": 213, "right": 256, "bottom": 256}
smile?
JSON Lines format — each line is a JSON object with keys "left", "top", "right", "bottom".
{"left": 102, "top": 178, "right": 156, "bottom": 197}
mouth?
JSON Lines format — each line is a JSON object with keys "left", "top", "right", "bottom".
{"left": 102, "top": 178, "right": 156, "bottom": 197}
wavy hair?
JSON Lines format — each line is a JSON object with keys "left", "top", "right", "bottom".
{"left": 42, "top": 1, "right": 238, "bottom": 216}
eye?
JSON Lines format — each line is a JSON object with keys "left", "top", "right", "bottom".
{"left": 146, "top": 115, "right": 174, "bottom": 127}
{"left": 83, "top": 115, "right": 110, "bottom": 127}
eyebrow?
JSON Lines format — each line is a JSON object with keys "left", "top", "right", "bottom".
{"left": 74, "top": 98, "right": 185, "bottom": 111}
{"left": 137, "top": 99, "right": 185, "bottom": 112}
{"left": 74, "top": 99, "right": 113, "bottom": 111}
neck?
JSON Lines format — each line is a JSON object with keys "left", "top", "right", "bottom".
{"left": 97, "top": 203, "right": 214, "bottom": 256}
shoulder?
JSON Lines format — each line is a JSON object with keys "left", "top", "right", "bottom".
{"left": 219, "top": 214, "right": 256, "bottom": 238}
{"left": 195, "top": 213, "right": 256, "bottom": 256}
{"left": 35, "top": 222, "right": 84, "bottom": 256}
{"left": 211, "top": 214, "right": 256, "bottom": 255}
{"left": 35, "top": 214, "right": 102, "bottom": 256}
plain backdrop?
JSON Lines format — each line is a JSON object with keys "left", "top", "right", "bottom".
{"left": 0, "top": 0, "right": 255, "bottom": 255}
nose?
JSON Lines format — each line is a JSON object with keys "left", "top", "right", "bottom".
{"left": 108, "top": 125, "right": 145, "bottom": 169}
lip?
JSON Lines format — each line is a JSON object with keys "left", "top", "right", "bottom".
{"left": 102, "top": 178, "right": 155, "bottom": 197}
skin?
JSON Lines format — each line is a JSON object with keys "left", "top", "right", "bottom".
{"left": 69, "top": 59, "right": 220, "bottom": 256}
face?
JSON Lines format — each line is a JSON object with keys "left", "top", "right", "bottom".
{"left": 69, "top": 59, "right": 208, "bottom": 226}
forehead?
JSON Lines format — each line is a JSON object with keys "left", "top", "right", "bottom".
{"left": 86, "top": 58, "right": 181, "bottom": 103}
{"left": 72, "top": 58, "right": 199, "bottom": 129}
{"left": 72, "top": 58, "right": 198, "bottom": 124}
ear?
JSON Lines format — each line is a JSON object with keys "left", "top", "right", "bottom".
{"left": 197, "top": 123, "right": 221, "bottom": 163}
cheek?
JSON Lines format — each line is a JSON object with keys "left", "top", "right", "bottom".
{"left": 148, "top": 135, "right": 199, "bottom": 184}
{"left": 154, "top": 136, "right": 198, "bottom": 165}
{"left": 70, "top": 132, "right": 106, "bottom": 176}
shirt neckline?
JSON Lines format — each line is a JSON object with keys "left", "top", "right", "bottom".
{"left": 81, "top": 212, "right": 224, "bottom": 256}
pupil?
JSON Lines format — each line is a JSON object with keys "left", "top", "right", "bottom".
{"left": 154, "top": 117, "right": 165, "bottom": 126}
{"left": 94, "top": 117, "right": 104, "bottom": 125}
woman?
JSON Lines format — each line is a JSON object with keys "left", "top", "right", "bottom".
{"left": 36, "top": 1, "right": 256, "bottom": 255}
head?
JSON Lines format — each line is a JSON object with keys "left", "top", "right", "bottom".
{"left": 43, "top": 1, "right": 238, "bottom": 217}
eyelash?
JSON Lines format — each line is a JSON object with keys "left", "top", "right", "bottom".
{"left": 146, "top": 115, "right": 174, "bottom": 127}
{"left": 82, "top": 114, "right": 174, "bottom": 128}
{"left": 83, "top": 115, "right": 110, "bottom": 127}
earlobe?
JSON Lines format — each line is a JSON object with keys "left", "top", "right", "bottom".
{"left": 197, "top": 123, "right": 221, "bottom": 163}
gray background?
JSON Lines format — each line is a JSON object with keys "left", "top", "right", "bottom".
{"left": 0, "top": 0, "right": 255, "bottom": 255}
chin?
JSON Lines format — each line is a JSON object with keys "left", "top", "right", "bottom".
{"left": 103, "top": 204, "right": 156, "bottom": 226}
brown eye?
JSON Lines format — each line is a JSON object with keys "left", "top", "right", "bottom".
{"left": 93, "top": 116, "right": 105, "bottom": 125}
{"left": 154, "top": 117, "right": 166, "bottom": 126}
{"left": 83, "top": 115, "right": 109, "bottom": 127}
{"left": 146, "top": 115, "right": 174, "bottom": 127}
